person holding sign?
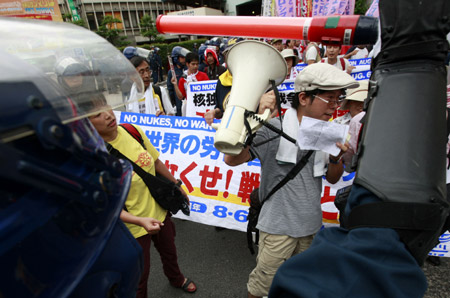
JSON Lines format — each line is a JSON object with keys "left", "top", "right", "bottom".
{"left": 224, "top": 63, "right": 357, "bottom": 298}
{"left": 171, "top": 52, "right": 209, "bottom": 116}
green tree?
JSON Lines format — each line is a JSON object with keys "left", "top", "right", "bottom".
{"left": 96, "top": 15, "right": 129, "bottom": 47}
{"left": 354, "top": 0, "right": 370, "bottom": 15}
{"left": 62, "top": 13, "right": 87, "bottom": 28}
{"left": 140, "top": 14, "right": 165, "bottom": 43}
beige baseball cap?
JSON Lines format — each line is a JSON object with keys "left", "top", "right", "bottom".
{"left": 271, "top": 39, "right": 282, "bottom": 44}
{"left": 281, "top": 49, "right": 299, "bottom": 66}
{"left": 340, "top": 80, "right": 369, "bottom": 109}
{"left": 294, "top": 63, "right": 359, "bottom": 92}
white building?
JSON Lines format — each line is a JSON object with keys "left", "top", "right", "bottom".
{"left": 58, "top": 0, "right": 262, "bottom": 44}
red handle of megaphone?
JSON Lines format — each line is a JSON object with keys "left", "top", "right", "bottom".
{"left": 156, "top": 15, "right": 378, "bottom": 45}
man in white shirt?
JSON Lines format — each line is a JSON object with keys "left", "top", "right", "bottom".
{"left": 321, "top": 45, "right": 355, "bottom": 74}
{"left": 344, "top": 45, "right": 370, "bottom": 60}
{"left": 128, "top": 56, "right": 165, "bottom": 116}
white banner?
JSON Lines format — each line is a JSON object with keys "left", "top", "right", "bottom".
{"left": 312, "top": 0, "right": 354, "bottom": 16}
{"left": 114, "top": 111, "right": 345, "bottom": 231}
{"left": 115, "top": 111, "right": 260, "bottom": 232}
{"left": 276, "top": 0, "right": 296, "bottom": 17}
{"left": 365, "top": 0, "right": 379, "bottom": 17}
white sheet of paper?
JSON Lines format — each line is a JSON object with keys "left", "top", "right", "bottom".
{"left": 297, "top": 116, "right": 349, "bottom": 156}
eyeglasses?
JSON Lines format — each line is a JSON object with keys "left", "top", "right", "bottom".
{"left": 314, "top": 94, "right": 345, "bottom": 106}
{"left": 138, "top": 67, "right": 152, "bottom": 76}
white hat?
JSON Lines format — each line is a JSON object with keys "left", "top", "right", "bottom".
{"left": 294, "top": 63, "right": 359, "bottom": 92}
{"left": 281, "top": 49, "right": 299, "bottom": 66}
{"left": 340, "top": 80, "right": 369, "bottom": 109}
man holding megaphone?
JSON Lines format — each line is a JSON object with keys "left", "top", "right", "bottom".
{"left": 224, "top": 63, "right": 358, "bottom": 298}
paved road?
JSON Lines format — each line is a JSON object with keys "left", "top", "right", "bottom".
{"left": 147, "top": 218, "right": 449, "bottom": 298}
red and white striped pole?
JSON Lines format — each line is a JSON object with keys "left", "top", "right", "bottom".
{"left": 156, "top": 15, "right": 378, "bottom": 45}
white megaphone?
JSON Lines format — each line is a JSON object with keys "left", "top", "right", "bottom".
{"left": 212, "top": 40, "right": 287, "bottom": 155}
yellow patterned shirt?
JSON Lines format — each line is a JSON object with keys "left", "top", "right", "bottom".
{"left": 109, "top": 125, "right": 167, "bottom": 238}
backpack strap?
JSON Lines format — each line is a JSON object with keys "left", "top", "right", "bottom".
{"left": 313, "top": 44, "right": 322, "bottom": 61}
{"left": 340, "top": 57, "right": 346, "bottom": 71}
{"left": 261, "top": 150, "right": 314, "bottom": 204}
{"left": 246, "top": 150, "right": 313, "bottom": 254}
{"left": 119, "top": 123, "right": 146, "bottom": 150}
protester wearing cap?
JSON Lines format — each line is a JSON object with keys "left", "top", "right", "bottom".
{"left": 335, "top": 80, "right": 369, "bottom": 171}
{"left": 281, "top": 48, "right": 300, "bottom": 79}
{"left": 334, "top": 80, "right": 368, "bottom": 125}
{"left": 224, "top": 63, "right": 359, "bottom": 298}
{"left": 271, "top": 39, "right": 284, "bottom": 52}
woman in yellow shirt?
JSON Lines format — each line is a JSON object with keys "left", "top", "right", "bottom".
{"left": 89, "top": 101, "right": 197, "bottom": 297}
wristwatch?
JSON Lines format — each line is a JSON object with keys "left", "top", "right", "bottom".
{"left": 329, "top": 156, "right": 342, "bottom": 164}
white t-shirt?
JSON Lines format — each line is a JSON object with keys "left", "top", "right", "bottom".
{"left": 305, "top": 46, "right": 319, "bottom": 62}
{"left": 128, "top": 83, "right": 160, "bottom": 114}
{"left": 322, "top": 57, "right": 351, "bottom": 72}
{"left": 350, "top": 48, "right": 369, "bottom": 59}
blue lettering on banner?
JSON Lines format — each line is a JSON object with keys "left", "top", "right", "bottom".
{"left": 212, "top": 205, "right": 248, "bottom": 222}
{"left": 342, "top": 171, "right": 355, "bottom": 182}
{"left": 200, "top": 136, "right": 220, "bottom": 160}
{"left": 180, "top": 135, "right": 201, "bottom": 155}
{"left": 191, "top": 201, "right": 207, "bottom": 213}
{"left": 161, "top": 133, "right": 181, "bottom": 154}
{"left": 247, "top": 158, "right": 261, "bottom": 167}
{"left": 348, "top": 58, "right": 372, "bottom": 66}
{"left": 294, "top": 63, "right": 307, "bottom": 73}
{"left": 278, "top": 82, "right": 295, "bottom": 91}
{"left": 429, "top": 244, "right": 449, "bottom": 257}
{"left": 190, "top": 82, "right": 217, "bottom": 92}
{"left": 439, "top": 232, "right": 450, "bottom": 243}
{"left": 145, "top": 131, "right": 163, "bottom": 148}
{"left": 147, "top": 132, "right": 221, "bottom": 160}
{"left": 351, "top": 70, "right": 372, "bottom": 81}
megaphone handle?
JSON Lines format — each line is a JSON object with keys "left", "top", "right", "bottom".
{"left": 245, "top": 111, "right": 296, "bottom": 146}
{"left": 270, "top": 79, "right": 283, "bottom": 120}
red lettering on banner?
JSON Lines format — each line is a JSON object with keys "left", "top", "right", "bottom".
{"left": 199, "top": 165, "right": 223, "bottom": 196}
{"left": 321, "top": 186, "right": 334, "bottom": 204}
{"left": 223, "top": 170, "right": 233, "bottom": 199}
{"left": 321, "top": 186, "right": 339, "bottom": 221}
{"left": 238, "top": 172, "right": 260, "bottom": 203}
{"left": 179, "top": 162, "right": 197, "bottom": 193}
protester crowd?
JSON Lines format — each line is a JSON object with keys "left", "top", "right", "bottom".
{"left": 119, "top": 37, "right": 372, "bottom": 119}
{"left": 117, "top": 36, "right": 374, "bottom": 298}
{"left": 56, "top": 34, "right": 449, "bottom": 298}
